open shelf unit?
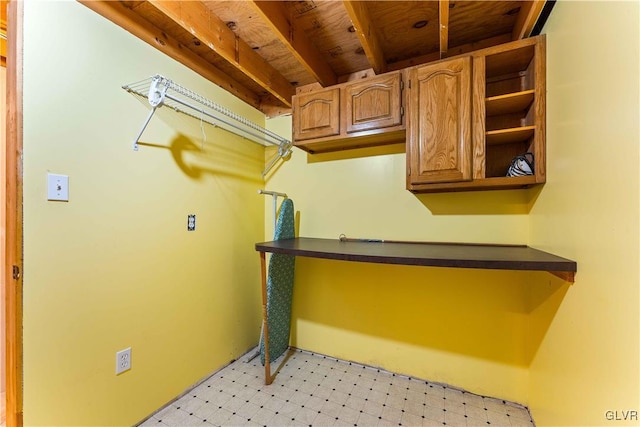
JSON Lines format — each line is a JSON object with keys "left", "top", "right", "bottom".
{"left": 480, "top": 38, "right": 545, "bottom": 181}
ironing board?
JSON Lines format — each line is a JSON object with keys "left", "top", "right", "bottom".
{"left": 259, "top": 199, "right": 295, "bottom": 382}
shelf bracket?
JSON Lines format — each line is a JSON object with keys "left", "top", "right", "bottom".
{"left": 131, "top": 106, "right": 157, "bottom": 151}
{"left": 549, "top": 271, "right": 575, "bottom": 283}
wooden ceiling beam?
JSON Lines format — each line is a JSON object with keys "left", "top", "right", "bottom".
{"left": 147, "top": 0, "right": 294, "bottom": 107}
{"left": 1, "top": 39, "right": 5, "bottom": 67}
{"left": 439, "top": 0, "right": 450, "bottom": 59}
{"left": 1, "top": 0, "right": 7, "bottom": 66}
{"left": 386, "top": 33, "right": 512, "bottom": 73}
{"left": 78, "top": 1, "right": 265, "bottom": 111}
{"left": 0, "top": 0, "right": 6, "bottom": 32}
{"left": 343, "top": 1, "right": 386, "bottom": 74}
{"left": 512, "top": 1, "right": 546, "bottom": 40}
{"left": 259, "top": 94, "right": 292, "bottom": 119}
{"left": 249, "top": 0, "right": 337, "bottom": 87}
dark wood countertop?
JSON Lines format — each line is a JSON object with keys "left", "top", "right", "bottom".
{"left": 255, "top": 237, "right": 576, "bottom": 281}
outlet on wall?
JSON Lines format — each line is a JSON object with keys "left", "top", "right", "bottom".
{"left": 115, "top": 347, "right": 132, "bottom": 375}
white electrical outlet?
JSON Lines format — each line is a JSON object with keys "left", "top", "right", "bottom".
{"left": 115, "top": 347, "right": 132, "bottom": 375}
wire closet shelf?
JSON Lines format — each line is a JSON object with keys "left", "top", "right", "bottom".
{"left": 123, "top": 74, "right": 292, "bottom": 177}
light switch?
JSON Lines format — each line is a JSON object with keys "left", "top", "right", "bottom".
{"left": 47, "top": 173, "right": 69, "bottom": 201}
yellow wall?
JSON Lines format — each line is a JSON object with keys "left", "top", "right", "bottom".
{"left": 528, "top": 1, "right": 640, "bottom": 425}
{"left": 264, "top": 121, "right": 535, "bottom": 402}
{"left": 265, "top": 3, "right": 640, "bottom": 418}
{"left": 19, "top": 1, "right": 640, "bottom": 425}
{"left": 22, "top": 2, "right": 264, "bottom": 425}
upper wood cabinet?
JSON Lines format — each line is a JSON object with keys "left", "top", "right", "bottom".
{"left": 345, "top": 73, "right": 403, "bottom": 134}
{"left": 293, "top": 71, "right": 405, "bottom": 153}
{"left": 293, "top": 87, "right": 340, "bottom": 141}
{"left": 291, "top": 35, "right": 546, "bottom": 193}
{"left": 407, "top": 35, "right": 546, "bottom": 193}
{"left": 407, "top": 57, "right": 472, "bottom": 186}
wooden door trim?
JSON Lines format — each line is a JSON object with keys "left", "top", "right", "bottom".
{"left": 5, "top": 0, "right": 23, "bottom": 425}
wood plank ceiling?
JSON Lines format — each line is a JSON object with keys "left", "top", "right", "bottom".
{"left": 79, "top": 0, "right": 547, "bottom": 116}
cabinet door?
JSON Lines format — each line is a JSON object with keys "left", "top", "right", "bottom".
{"left": 408, "top": 57, "right": 472, "bottom": 185}
{"left": 345, "top": 72, "right": 402, "bottom": 133}
{"left": 293, "top": 88, "right": 340, "bottom": 141}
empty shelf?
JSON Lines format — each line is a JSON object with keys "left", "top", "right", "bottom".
{"left": 486, "top": 90, "right": 535, "bottom": 116}
{"left": 486, "top": 126, "right": 535, "bottom": 145}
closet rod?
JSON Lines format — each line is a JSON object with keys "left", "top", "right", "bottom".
{"left": 163, "top": 92, "right": 282, "bottom": 148}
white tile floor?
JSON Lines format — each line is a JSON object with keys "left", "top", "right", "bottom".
{"left": 139, "top": 348, "right": 535, "bottom": 427}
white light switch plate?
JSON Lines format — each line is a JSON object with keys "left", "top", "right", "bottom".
{"left": 47, "top": 173, "right": 69, "bottom": 201}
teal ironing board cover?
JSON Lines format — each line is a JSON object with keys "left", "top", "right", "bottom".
{"left": 260, "top": 198, "right": 295, "bottom": 365}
